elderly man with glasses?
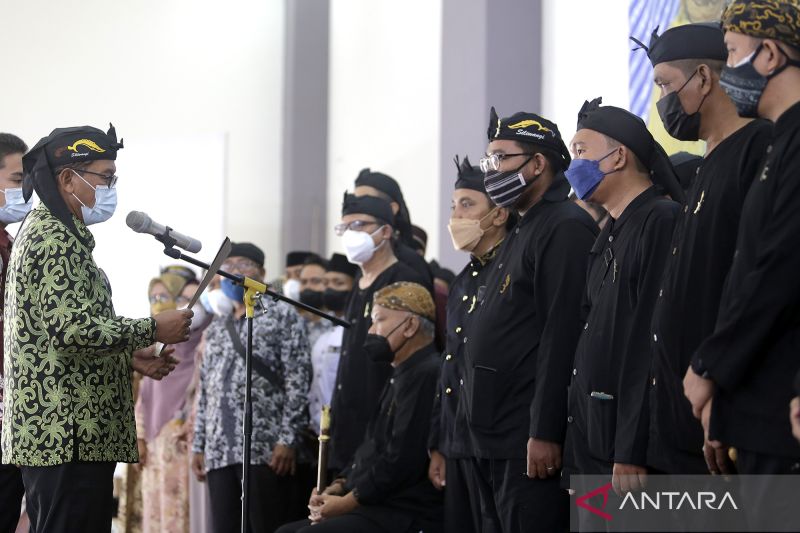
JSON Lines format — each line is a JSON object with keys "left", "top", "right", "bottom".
{"left": 2, "top": 124, "right": 191, "bottom": 533}
{"left": 326, "top": 194, "right": 428, "bottom": 483}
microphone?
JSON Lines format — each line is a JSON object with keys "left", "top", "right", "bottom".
{"left": 126, "top": 211, "right": 202, "bottom": 253}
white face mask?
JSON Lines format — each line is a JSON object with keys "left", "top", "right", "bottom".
{"left": 342, "top": 226, "right": 385, "bottom": 264}
{"left": 71, "top": 169, "right": 117, "bottom": 225}
{"left": 206, "top": 288, "right": 234, "bottom": 317}
{"left": 189, "top": 303, "right": 209, "bottom": 331}
{"left": 283, "top": 278, "right": 302, "bottom": 301}
{"left": 0, "top": 187, "right": 33, "bottom": 224}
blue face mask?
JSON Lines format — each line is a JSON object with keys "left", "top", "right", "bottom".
{"left": 220, "top": 277, "right": 245, "bottom": 303}
{"left": 564, "top": 149, "right": 618, "bottom": 201}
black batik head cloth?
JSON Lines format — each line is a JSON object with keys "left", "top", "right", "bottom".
{"left": 631, "top": 23, "right": 728, "bottom": 67}
{"left": 576, "top": 98, "right": 685, "bottom": 203}
{"left": 354, "top": 168, "right": 414, "bottom": 247}
{"left": 341, "top": 192, "right": 395, "bottom": 226}
{"left": 453, "top": 155, "right": 486, "bottom": 193}
{"left": 487, "top": 107, "right": 572, "bottom": 171}
{"left": 22, "top": 124, "right": 123, "bottom": 237}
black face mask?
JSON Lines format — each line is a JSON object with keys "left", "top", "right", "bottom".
{"left": 299, "top": 289, "right": 324, "bottom": 309}
{"left": 363, "top": 316, "right": 410, "bottom": 363}
{"left": 656, "top": 69, "right": 707, "bottom": 141}
{"left": 322, "top": 288, "right": 350, "bottom": 313}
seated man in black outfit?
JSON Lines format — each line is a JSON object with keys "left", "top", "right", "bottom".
{"left": 277, "top": 281, "right": 443, "bottom": 533}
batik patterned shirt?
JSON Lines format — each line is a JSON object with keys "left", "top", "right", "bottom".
{"left": 2, "top": 204, "right": 156, "bottom": 466}
{"left": 192, "top": 303, "right": 311, "bottom": 472}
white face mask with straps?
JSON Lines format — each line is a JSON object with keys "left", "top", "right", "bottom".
{"left": 342, "top": 225, "right": 386, "bottom": 264}
{"left": 0, "top": 187, "right": 33, "bottom": 224}
{"left": 71, "top": 169, "right": 117, "bottom": 225}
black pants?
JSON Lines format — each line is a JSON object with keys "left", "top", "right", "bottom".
{"left": 465, "top": 457, "right": 568, "bottom": 533}
{"left": 20, "top": 461, "right": 115, "bottom": 533}
{"left": 444, "top": 457, "right": 479, "bottom": 533}
{"left": 207, "top": 463, "right": 310, "bottom": 533}
{"left": 0, "top": 464, "right": 24, "bottom": 533}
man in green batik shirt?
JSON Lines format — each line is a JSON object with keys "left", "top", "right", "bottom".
{"left": 1, "top": 124, "right": 192, "bottom": 533}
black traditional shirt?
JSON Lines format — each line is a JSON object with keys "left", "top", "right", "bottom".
{"left": 565, "top": 187, "right": 678, "bottom": 471}
{"left": 693, "top": 101, "right": 800, "bottom": 458}
{"left": 648, "top": 119, "right": 772, "bottom": 472}
{"left": 343, "top": 344, "right": 442, "bottom": 532}
{"left": 463, "top": 177, "right": 597, "bottom": 458}
{"left": 328, "top": 261, "right": 427, "bottom": 470}
{"left": 428, "top": 242, "right": 501, "bottom": 458}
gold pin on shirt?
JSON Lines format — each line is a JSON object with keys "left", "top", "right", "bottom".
{"left": 364, "top": 302, "right": 370, "bottom": 318}
{"left": 468, "top": 295, "right": 477, "bottom": 313}
{"left": 500, "top": 274, "right": 511, "bottom": 294}
{"left": 693, "top": 190, "right": 705, "bottom": 214}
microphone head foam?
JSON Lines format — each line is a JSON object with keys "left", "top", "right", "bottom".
{"left": 125, "top": 210, "right": 150, "bottom": 232}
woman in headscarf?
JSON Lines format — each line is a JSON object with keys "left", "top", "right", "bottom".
{"left": 136, "top": 266, "right": 213, "bottom": 533}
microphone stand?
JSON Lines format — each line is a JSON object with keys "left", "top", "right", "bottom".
{"left": 154, "top": 229, "right": 348, "bottom": 533}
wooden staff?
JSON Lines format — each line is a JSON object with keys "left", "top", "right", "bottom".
{"left": 316, "top": 405, "right": 331, "bottom": 493}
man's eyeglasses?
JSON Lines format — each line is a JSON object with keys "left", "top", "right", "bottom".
{"left": 334, "top": 220, "right": 379, "bottom": 236}
{"left": 75, "top": 169, "right": 119, "bottom": 189}
{"left": 149, "top": 294, "right": 191, "bottom": 306}
{"left": 479, "top": 153, "right": 533, "bottom": 173}
{"left": 222, "top": 259, "right": 261, "bottom": 273}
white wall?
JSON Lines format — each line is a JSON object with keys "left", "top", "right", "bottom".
{"left": 541, "top": 0, "right": 631, "bottom": 144}
{"left": 326, "top": 0, "right": 443, "bottom": 259}
{"left": 0, "top": 0, "right": 285, "bottom": 314}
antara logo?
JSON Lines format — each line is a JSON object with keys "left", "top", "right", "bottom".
{"left": 620, "top": 491, "right": 738, "bottom": 511}
{"left": 576, "top": 482, "right": 739, "bottom": 522}
{"left": 576, "top": 482, "right": 614, "bottom": 521}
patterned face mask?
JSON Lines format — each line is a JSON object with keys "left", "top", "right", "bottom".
{"left": 720, "top": 43, "right": 800, "bottom": 118}
{"left": 483, "top": 157, "right": 535, "bottom": 208}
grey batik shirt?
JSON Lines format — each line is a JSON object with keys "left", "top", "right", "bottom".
{"left": 192, "top": 302, "right": 311, "bottom": 472}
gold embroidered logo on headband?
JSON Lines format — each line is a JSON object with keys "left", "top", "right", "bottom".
{"left": 507, "top": 119, "right": 552, "bottom": 133}
{"left": 67, "top": 139, "right": 107, "bottom": 154}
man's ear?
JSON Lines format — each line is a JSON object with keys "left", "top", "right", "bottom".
{"left": 530, "top": 153, "right": 548, "bottom": 177}
{"left": 492, "top": 207, "right": 510, "bottom": 228}
{"left": 57, "top": 168, "right": 75, "bottom": 193}
{"left": 405, "top": 315, "right": 420, "bottom": 338}
{"left": 698, "top": 64, "right": 714, "bottom": 96}
{"left": 612, "top": 146, "right": 627, "bottom": 171}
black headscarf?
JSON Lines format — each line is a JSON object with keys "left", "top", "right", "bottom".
{"left": 22, "top": 124, "right": 123, "bottom": 237}
{"left": 354, "top": 168, "right": 414, "bottom": 247}
{"left": 576, "top": 98, "right": 685, "bottom": 203}
{"left": 453, "top": 155, "right": 485, "bottom": 193}
{"left": 341, "top": 192, "right": 395, "bottom": 224}
{"left": 631, "top": 23, "right": 727, "bottom": 67}
{"left": 487, "top": 107, "right": 571, "bottom": 171}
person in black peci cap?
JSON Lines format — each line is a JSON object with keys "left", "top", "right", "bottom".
{"left": 326, "top": 193, "right": 429, "bottom": 482}
{"left": 561, "top": 99, "right": 680, "bottom": 528}
{"left": 635, "top": 21, "right": 773, "bottom": 477}
{"left": 354, "top": 168, "right": 434, "bottom": 289}
{"left": 459, "top": 109, "right": 597, "bottom": 532}
{"left": 2, "top": 124, "right": 190, "bottom": 533}
{"left": 427, "top": 155, "right": 513, "bottom": 533}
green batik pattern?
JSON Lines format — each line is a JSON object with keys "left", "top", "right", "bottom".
{"left": 1, "top": 204, "right": 155, "bottom": 466}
